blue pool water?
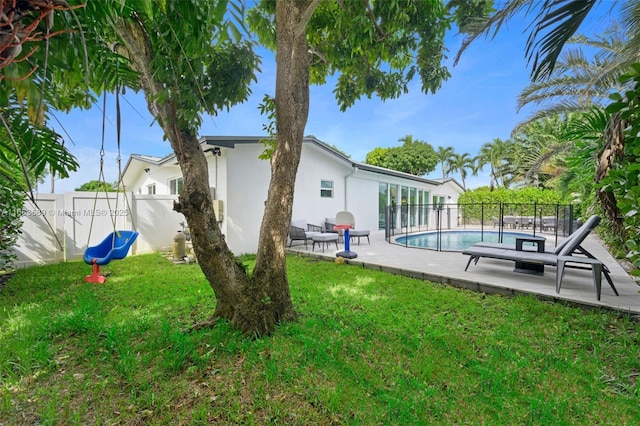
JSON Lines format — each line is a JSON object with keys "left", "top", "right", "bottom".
{"left": 395, "top": 230, "right": 534, "bottom": 251}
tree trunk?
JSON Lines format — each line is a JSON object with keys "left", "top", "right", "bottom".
{"left": 114, "top": 17, "right": 251, "bottom": 330}
{"left": 114, "top": 3, "right": 316, "bottom": 335}
{"left": 242, "top": 0, "right": 315, "bottom": 331}
{"left": 596, "top": 112, "right": 626, "bottom": 236}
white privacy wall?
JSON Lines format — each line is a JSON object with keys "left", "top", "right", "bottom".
{"left": 13, "top": 192, "right": 183, "bottom": 267}
{"left": 13, "top": 194, "right": 65, "bottom": 267}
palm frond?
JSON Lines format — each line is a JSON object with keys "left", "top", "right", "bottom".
{"left": 453, "top": 0, "right": 533, "bottom": 66}
{"left": 526, "top": 0, "right": 597, "bottom": 81}
{"left": 621, "top": 0, "right": 640, "bottom": 59}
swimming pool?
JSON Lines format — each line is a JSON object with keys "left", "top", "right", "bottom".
{"left": 394, "top": 230, "right": 535, "bottom": 251}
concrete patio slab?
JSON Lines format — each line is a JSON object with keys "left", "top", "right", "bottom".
{"left": 288, "top": 231, "right": 640, "bottom": 316}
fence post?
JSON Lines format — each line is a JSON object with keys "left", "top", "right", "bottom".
{"left": 481, "top": 202, "right": 484, "bottom": 239}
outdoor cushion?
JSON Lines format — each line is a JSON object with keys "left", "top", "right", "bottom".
{"left": 312, "top": 233, "right": 339, "bottom": 252}
{"left": 349, "top": 229, "right": 370, "bottom": 245}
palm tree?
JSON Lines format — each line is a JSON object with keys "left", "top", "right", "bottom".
{"left": 435, "top": 146, "right": 455, "bottom": 179}
{"left": 510, "top": 115, "right": 578, "bottom": 188}
{"left": 455, "top": 1, "right": 639, "bottom": 83}
{"left": 476, "top": 138, "right": 512, "bottom": 189}
{"left": 446, "top": 152, "right": 475, "bottom": 191}
{"left": 455, "top": 0, "right": 640, "bottom": 244}
{"left": 515, "top": 25, "right": 635, "bottom": 130}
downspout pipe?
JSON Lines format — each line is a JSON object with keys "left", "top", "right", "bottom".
{"left": 344, "top": 164, "right": 358, "bottom": 211}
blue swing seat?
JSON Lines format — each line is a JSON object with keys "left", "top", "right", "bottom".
{"left": 83, "top": 230, "right": 139, "bottom": 266}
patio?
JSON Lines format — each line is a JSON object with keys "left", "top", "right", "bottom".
{"left": 288, "top": 231, "right": 640, "bottom": 316}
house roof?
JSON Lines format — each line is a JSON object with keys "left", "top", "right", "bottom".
{"left": 200, "top": 135, "right": 459, "bottom": 188}
{"left": 123, "top": 135, "right": 464, "bottom": 191}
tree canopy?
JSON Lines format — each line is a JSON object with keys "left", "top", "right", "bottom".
{"left": 248, "top": 0, "right": 494, "bottom": 111}
{"left": 75, "top": 180, "right": 117, "bottom": 192}
{"left": 365, "top": 135, "right": 438, "bottom": 176}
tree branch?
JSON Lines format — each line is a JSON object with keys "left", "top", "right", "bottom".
{"left": 362, "top": 0, "right": 387, "bottom": 40}
{"left": 294, "top": 0, "right": 323, "bottom": 39}
{"left": 308, "top": 45, "right": 327, "bottom": 63}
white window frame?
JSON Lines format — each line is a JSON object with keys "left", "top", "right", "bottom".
{"left": 320, "top": 179, "right": 333, "bottom": 198}
{"left": 147, "top": 184, "right": 156, "bottom": 195}
{"left": 169, "top": 177, "right": 184, "bottom": 195}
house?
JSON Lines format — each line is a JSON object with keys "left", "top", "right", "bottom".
{"left": 122, "top": 136, "right": 464, "bottom": 254}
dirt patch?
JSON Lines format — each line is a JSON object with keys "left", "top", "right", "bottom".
{"left": 0, "top": 272, "right": 12, "bottom": 292}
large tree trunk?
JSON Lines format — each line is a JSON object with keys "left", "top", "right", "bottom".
{"left": 595, "top": 112, "right": 626, "bottom": 237}
{"left": 115, "top": 3, "right": 316, "bottom": 335}
{"left": 114, "top": 17, "right": 253, "bottom": 332}
{"left": 242, "top": 0, "right": 315, "bottom": 331}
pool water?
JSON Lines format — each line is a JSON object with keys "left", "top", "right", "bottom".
{"left": 395, "top": 230, "right": 534, "bottom": 251}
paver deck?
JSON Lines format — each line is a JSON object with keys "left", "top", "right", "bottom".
{"left": 288, "top": 231, "right": 640, "bottom": 316}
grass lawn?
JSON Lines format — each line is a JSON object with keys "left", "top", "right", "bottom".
{"left": 1, "top": 252, "right": 639, "bottom": 424}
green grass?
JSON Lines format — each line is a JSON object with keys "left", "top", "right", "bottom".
{"left": 1, "top": 253, "right": 639, "bottom": 424}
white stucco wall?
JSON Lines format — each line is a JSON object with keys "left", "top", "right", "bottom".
{"left": 291, "top": 143, "right": 351, "bottom": 228}
{"left": 225, "top": 143, "right": 270, "bottom": 254}
{"left": 437, "top": 180, "right": 463, "bottom": 204}
{"left": 121, "top": 139, "right": 465, "bottom": 255}
{"left": 344, "top": 170, "right": 380, "bottom": 233}
{"left": 132, "top": 194, "right": 185, "bottom": 253}
{"left": 127, "top": 160, "right": 181, "bottom": 195}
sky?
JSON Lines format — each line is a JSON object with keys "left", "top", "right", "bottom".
{"left": 40, "top": 2, "right": 620, "bottom": 194}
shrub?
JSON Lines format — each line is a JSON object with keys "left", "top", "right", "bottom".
{"left": 0, "top": 186, "right": 24, "bottom": 270}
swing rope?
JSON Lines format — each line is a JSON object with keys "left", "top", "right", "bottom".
{"left": 114, "top": 87, "right": 136, "bottom": 232}
{"left": 85, "top": 88, "right": 136, "bottom": 251}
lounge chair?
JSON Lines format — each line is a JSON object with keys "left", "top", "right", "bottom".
{"left": 289, "top": 219, "right": 323, "bottom": 249}
{"left": 462, "top": 215, "right": 618, "bottom": 300}
{"left": 472, "top": 215, "right": 590, "bottom": 255}
{"left": 336, "top": 211, "right": 370, "bottom": 245}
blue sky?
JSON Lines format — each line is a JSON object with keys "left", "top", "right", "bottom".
{"left": 42, "top": 2, "right": 619, "bottom": 193}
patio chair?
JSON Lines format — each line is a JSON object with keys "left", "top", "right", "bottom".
{"left": 518, "top": 216, "right": 533, "bottom": 229}
{"left": 503, "top": 216, "right": 517, "bottom": 229}
{"left": 324, "top": 217, "right": 343, "bottom": 242}
{"left": 462, "top": 215, "right": 618, "bottom": 300}
{"left": 335, "top": 211, "right": 370, "bottom": 245}
{"left": 542, "top": 216, "right": 558, "bottom": 232}
{"left": 289, "top": 219, "right": 323, "bottom": 249}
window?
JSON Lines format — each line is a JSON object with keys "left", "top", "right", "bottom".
{"left": 320, "top": 180, "right": 333, "bottom": 198}
{"left": 378, "top": 182, "right": 388, "bottom": 230}
{"left": 170, "top": 177, "right": 183, "bottom": 195}
{"left": 410, "top": 187, "right": 417, "bottom": 227}
{"left": 401, "top": 186, "right": 408, "bottom": 227}
{"left": 421, "top": 190, "right": 430, "bottom": 226}
{"left": 147, "top": 184, "right": 156, "bottom": 195}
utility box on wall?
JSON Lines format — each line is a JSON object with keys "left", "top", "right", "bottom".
{"left": 212, "top": 199, "right": 223, "bottom": 222}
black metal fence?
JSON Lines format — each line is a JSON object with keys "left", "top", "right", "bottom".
{"left": 383, "top": 202, "right": 577, "bottom": 251}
